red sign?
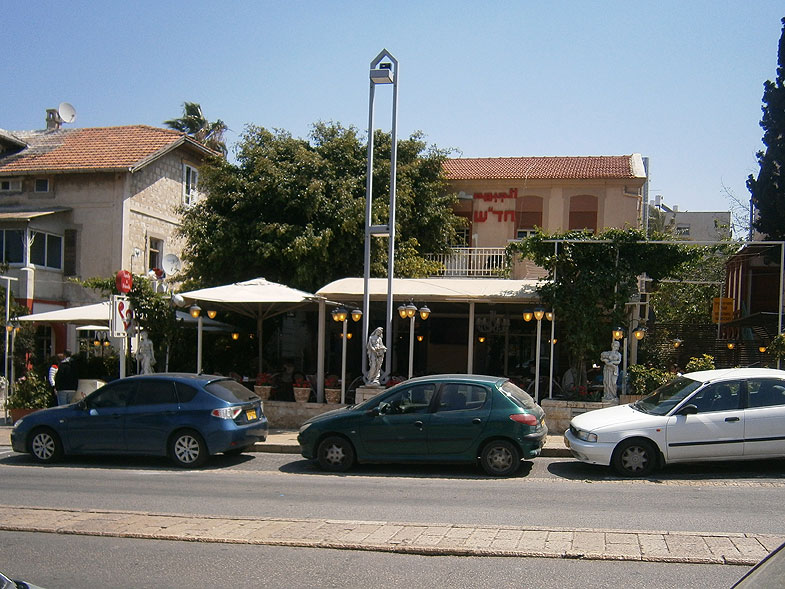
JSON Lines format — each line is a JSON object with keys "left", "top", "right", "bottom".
{"left": 116, "top": 270, "right": 133, "bottom": 293}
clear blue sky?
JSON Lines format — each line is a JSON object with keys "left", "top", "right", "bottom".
{"left": 2, "top": 1, "right": 782, "bottom": 216}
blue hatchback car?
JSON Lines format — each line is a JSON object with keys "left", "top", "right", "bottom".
{"left": 11, "top": 373, "right": 268, "bottom": 467}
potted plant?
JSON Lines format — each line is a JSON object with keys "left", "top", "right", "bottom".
{"left": 6, "top": 370, "right": 52, "bottom": 424}
{"left": 254, "top": 372, "right": 274, "bottom": 400}
{"left": 293, "top": 376, "right": 311, "bottom": 403}
{"left": 324, "top": 374, "right": 341, "bottom": 404}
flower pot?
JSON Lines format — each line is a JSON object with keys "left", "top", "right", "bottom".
{"left": 9, "top": 408, "right": 39, "bottom": 425}
{"left": 293, "top": 386, "right": 311, "bottom": 403}
{"left": 254, "top": 385, "right": 273, "bottom": 400}
{"left": 325, "top": 388, "right": 341, "bottom": 404}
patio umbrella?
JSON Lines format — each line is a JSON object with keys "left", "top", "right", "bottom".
{"left": 177, "top": 277, "right": 320, "bottom": 373}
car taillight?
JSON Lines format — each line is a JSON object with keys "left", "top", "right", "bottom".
{"left": 211, "top": 407, "right": 243, "bottom": 420}
{"left": 509, "top": 413, "right": 538, "bottom": 426}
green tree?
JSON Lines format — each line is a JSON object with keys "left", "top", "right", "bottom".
{"left": 177, "top": 122, "right": 463, "bottom": 292}
{"left": 748, "top": 18, "right": 785, "bottom": 239}
{"left": 164, "top": 101, "right": 228, "bottom": 157}
{"left": 508, "top": 228, "right": 700, "bottom": 382}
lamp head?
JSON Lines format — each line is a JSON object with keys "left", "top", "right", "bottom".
{"left": 522, "top": 311, "right": 533, "bottom": 322}
{"left": 189, "top": 304, "right": 201, "bottom": 319}
{"left": 612, "top": 327, "right": 625, "bottom": 340}
{"left": 397, "top": 304, "right": 407, "bottom": 319}
{"left": 419, "top": 305, "right": 431, "bottom": 320}
{"left": 351, "top": 309, "right": 363, "bottom": 322}
{"left": 206, "top": 309, "right": 217, "bottom": 319}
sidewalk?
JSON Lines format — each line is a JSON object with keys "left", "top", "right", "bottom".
{"left": 0, "top": 504, "right": 780, "bottom": 565}
{"left": 0, "top": 424, "right": 571, "bottom": 457}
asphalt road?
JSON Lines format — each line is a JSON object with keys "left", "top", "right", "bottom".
{"left": 1, "top": 451, "right": 783, "bottom": 535}
{"left": 0, "top": 530, "right": 750, "bottom": 589}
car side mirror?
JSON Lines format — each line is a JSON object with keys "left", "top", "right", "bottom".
{"left": 678, "top": 404, "right": 698, "bottom": 415}
{"left": 77, "top": 399, "right": 87, "bottom": 411}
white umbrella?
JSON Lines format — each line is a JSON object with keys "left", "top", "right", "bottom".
{"left": 178, "top": 277, "right": 320, "bottom": 374}
{"left": 17, "top": 301, "right": 111, "bottom": 325}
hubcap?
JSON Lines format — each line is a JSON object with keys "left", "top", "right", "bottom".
{"left": 32, "top": 433, "right": 54, "bottom": 460}
{"left": 622, "top": 446, "right": 648, "bottom": 472}
{"left": 487, "top": 446, "right": 513, "bottom": 472}
{"left": 174, "top": 435, "right": 200, "bottom": 464}
{"left": 324, "top": 443, "right": 345, "bottom": 465}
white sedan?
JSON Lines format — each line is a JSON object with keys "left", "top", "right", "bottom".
{"left": 564, "top": 367, "right": 785, "bottom": 476}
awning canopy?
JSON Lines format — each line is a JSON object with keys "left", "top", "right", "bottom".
{"left": 317, "top": 277, "right": 541, "bottom": 304}
{"left": 0, "top": 207, "right": 71, "bottom": 221}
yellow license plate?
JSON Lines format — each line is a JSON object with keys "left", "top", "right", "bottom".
{"left": 246, "top": 409, "right": 257, "bottom": 420}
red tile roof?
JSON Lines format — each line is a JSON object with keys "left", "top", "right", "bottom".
{"left": 0, "top": 126, "right": 208, "bottom": 174}
{"left": 443, "top": 155, "right": 644, "bottom": 180}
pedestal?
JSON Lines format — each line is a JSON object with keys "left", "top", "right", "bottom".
{"left": 354, "top": 384, "right": 385, "bottom": 405}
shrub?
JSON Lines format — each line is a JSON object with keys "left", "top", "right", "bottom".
{"left": 6, "top": 370, "right": 52, "bottom": 409}
{"left": 627, "top": 365, "right": 670, "bottom": 396}
{"left": 685, "top": 354, "right": 715, "bottom": 373}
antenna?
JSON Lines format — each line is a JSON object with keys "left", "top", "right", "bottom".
{"left": 162, "top": 253, "right": 181, "bottom": 276}
{"left": 57, "top": 102, "right": 77, "bottom": 124}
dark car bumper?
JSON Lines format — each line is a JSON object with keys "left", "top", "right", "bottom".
{"left": 518, "top": 424, "right": 548, "bottom": 459}
{"left": 10, "top": 429, "right": 26, "bottom": 453}
{"left": 205, "top": 418, "right": 268, "bottom": 453}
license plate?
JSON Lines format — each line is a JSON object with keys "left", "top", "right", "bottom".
{"left": 246, "top": 409, "right": 257, "bottom": 420}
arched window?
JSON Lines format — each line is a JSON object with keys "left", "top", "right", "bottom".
{"left": 569, "top": 195, "right": 598, "bottom": 233}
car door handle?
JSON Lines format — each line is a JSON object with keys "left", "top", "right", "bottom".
{"left": 725, "top": 416, "right": 740, "bottom": 422}
{"left": 414, "top": 421, "right": 424, "bottom": 430}
{"left": 472, "top": 418, "right": 482, "bottom": 424}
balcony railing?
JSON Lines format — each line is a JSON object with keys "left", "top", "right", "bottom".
{"left": 426, "top": 247, "right": 508, "bottom": 277}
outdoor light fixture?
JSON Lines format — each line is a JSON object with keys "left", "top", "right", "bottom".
{"left": 351, "top": 309, "right": 363, "bottom": 322}
{"left": 332, "top": 306, "right": 361, "bottom": 403}
{"left": 760, "top": 345, "right": 767, "bottom": 353}
{"left": 417, "top": 335, "right": 423, "bottom": 342}
{"left": 672, "top": 339, "right": 683, "bottom": 349}
{"left": 419, "top": 305, "right": 431, "bottom": 320}
{"left": 633, "top": 327, "right": 646, "bottom": 340}
{"left": 206, "top": 309, "right": 217, "bottom": 319}
{"left": 478, "top": 336, "right": 486, "bottom": 343}
{"left": 370, "top": 62, "right": 395, "bottom": 84}
{"left": 522, "top": 310, "right": 533, "bottom": 322}
{"left": 332, "top": 308, "right": 348, "bottom": 322}
{"left": 545, "top": 311, "right": 554, "bottom": 322}
{"left": 727, "top": 342, "right": 736, "bottom": 350}
{"left": 189, "top": 304, "right": 201, "bottom": 319}
{"left": 612, "top": 327, "right": 625, "bottom": 340}
{"left": 549, "top": 338, "right": 558, "bottom": 344}
{"left": 231, "top": 332, "right": 240, "bottom": 341}
{"left": 533, "top": 308, "right": 545, "bottom": 321}
{"left": 397, "top": 304, "right": 407, "bottom": 319}
{"left": 399, "top": 301, "right": 430, "bottom": 378}
{"left": 346, "top": 332, "right": 353, "bottom": 340}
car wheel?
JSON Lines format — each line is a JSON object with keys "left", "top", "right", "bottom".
{"left": 168, "top": 430, "right": 207, "bottom": 468}
{"left": 29, "top": 427, "right": 63, "bottom": 464}
{"left": 612, "top": 439, "right": 658, "bottom": 477}
{"left": 316, "top": 436, "right": 355, "bottom": 472}
{"left": 480, "top": 440, "right": 521, "bottom": 476}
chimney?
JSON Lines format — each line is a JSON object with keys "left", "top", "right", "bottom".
{"left": 46, "top": 109, "right": 62, "bottom": 130}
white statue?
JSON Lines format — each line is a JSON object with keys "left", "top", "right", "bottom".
{"left": 366, "top": 327, "right": 387, "bottom": 385}
{"left": 138, "top": 331, "right": 156, "bottom": 375}
{"left": 600, "top": 340, "right": 621, "bottom": 400}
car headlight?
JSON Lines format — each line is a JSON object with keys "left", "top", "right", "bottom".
{"left": 298, "top": 422, "right": 312, "bottom": 435}
{"left": 573, "top": 427, "right": 598, "bottom": 443}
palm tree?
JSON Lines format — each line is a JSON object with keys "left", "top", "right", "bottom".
{"left": 164, "top": 102, "right": 228, "bottom": 156}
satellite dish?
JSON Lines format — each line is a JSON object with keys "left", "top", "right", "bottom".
{"left": 162, "top": 254, "right": 182, "bottom": 275}
{"left": 58, "top": 102, "right": 77, "bottom": 124}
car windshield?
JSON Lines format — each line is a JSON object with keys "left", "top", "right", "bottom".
{"left": 632, "top": 376, "right": 703, "bottom": 416}
{"left": 205, "top": 379, "right": 259, "bottom": 403}
{"left": 500, "top": 380, "right": 537, "bottom": 409}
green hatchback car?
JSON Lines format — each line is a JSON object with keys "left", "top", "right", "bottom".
{"left": 298, "top": 374, "right": 547, "bottom": 476}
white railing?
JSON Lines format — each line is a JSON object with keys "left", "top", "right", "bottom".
{"left": 426, "top": 247, "right": 508, "bottom": 277}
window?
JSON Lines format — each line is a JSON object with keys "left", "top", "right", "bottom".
{"left": 87, "top": 382, "right": 136, "bottom": 410}
{"left": 747, "top": 379, "right": 785, "bottom": 408}
{"left": 516, "top": 195, "right": 543, "bottom": 238}
{"left": 688, "top": 381, "right": 741, "bottom": 413}
{"left": 29, "top": 231, "right": 63, "bottom": 269}
{"left": 676, "top": 224, "right": 691, "bottom": 237}
{"left": 437, "top": 384, "right": 488, "bottom": 412}
{"left": 183, "top": 164, "right": 199, "bottom": 206}
{"left": 568, "top": 195, "right": 598, "bottom": 233}
{"left": 0, "top": 229, "right": 24, "bottom": 264}
{"left": 34, "top": 178, "right": 49, "bottom": 193}
{"left": 131, "top": 380, "right": 178, "bottom": 405}
{"left": 63, "top": 229, "right": 77, "bottom": 276}
{"left": 0, "top": 179, "right": 21, "bottom": 192}
{"left": 148, "top": 237, "right": 163, "bottom": 271}
{"left": 380, "top": 384, "right": 436, "bottom": 415}
{"left": 516, "top": 229, "right": 536, "bottom": 240}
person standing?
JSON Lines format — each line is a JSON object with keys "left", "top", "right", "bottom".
{"left": 54, "top": 350, "right": 79, "bottom": 405}
{"left": 48, "top": 353, "right": 63, "bottom": 406}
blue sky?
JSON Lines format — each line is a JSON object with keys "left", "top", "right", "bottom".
{"left": 2, "top": 1, "right": 783, "bottom": 216}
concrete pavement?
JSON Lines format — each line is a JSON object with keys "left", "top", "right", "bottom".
{"left": 0, "top": 504, "right": 780, "bottom": 565}
{"left": 0, "top": 424, "right": 572, "bottom": 457}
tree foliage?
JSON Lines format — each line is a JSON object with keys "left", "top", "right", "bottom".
{"left": 749, "top": 18, "right": 785, "bottom": 240}
{"left": 508, "top": 228, "right": 700, "bottom": 379}
{"left": 164, "top": 101, "right": 228, "bottom": 156}
{"left": 177, "top": 122, "right": 463, "bottom": 293}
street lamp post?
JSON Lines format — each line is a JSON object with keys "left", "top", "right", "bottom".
{"left": 1, "top": 276, "right": 18, "bottom": 382}
{"left": 362, "top": 49, "right": 399, "bottom": 384}
{"left": 398, "top": 302, "right": 430, "bottom": 379}
{"left": 523, "top": 308, "right": 550, "bottom": 404}
{"left": 190, "top": 304, "right": 202, "bottom": 373}
{"left": 332, "top": 307, "right": 362, "bottom": 403}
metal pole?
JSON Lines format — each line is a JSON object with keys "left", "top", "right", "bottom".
{"left": 383, "top": 54, "right": 399, "bottom": 382}
{"left": 341, "top": 319, "right": 347, "bottom": 404}
{"left": 548, "top": 315, "right": 555, "bottom": 399}
{"left": 534, "top": 319, "right": 542, "bottom": 404}
{"left": 361, "top": 79, "right": 376, "bottom": 382}
{"left": 197, "top": 315, "right": 203, "bottom": 374}
{"left": 407, "top": 315, "right": 415, "bottom": 379}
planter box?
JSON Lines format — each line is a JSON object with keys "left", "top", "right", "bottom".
{"left": 9, "top": 408, "right": 40, "bottom": 425}
{"left": 293, "top": 387, "right": 311, "bottom": 403}
{"left": 540, "top": 398, "right": 618, "bottom": 435}
{"left": 254, "top": 385, "right": 273, "bottom": 400}
{"left": 324, "top": 388, "right": 341, "bottom": 404}
{"left": 262, "top": 400, "right": 346, "bottom": 429}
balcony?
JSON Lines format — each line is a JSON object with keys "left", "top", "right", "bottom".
{"left": 426, "top": 247, "right": 508, "bottom": 277}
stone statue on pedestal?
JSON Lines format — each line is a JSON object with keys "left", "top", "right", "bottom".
{"left": 366, "top": 327, "right": 387, "bottom": 385}
{"left": 600, "top": 340, "right": 621, "bottom": 400}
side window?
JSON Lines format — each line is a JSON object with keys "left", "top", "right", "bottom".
{"left": 130, "top": 380, "right": 178, "bottom": 406}
{"left": 747, "top": 379, "right": 785, "bottom": 409}
{"left": 175, "top": 382, "right": 200, "bottom": 403}
{"left": 379, "top": 384, "right": 436, "bottom": 415}
{"left": 88, "top": 382, "right": 135, "bottom": 409}
{"left": 437, "top": 384, "right": 488, "bottom": 412}
{"left": 183, "top": 164, "right": 199, "bottom": 206}
{"left": 688, "top": 381, "right": 741, "bottom": 413}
